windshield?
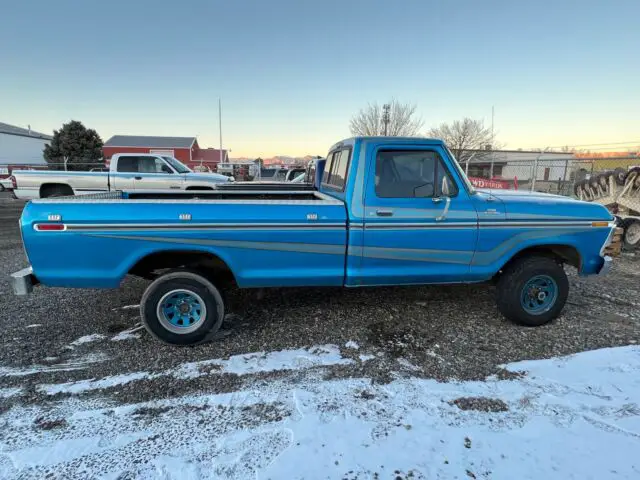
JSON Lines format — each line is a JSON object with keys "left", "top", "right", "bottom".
{"left": 445, "top": 146, "right": 476, "bottom": 194}
{"left": 162, "top": 156, "right": 191, "bottom": 173}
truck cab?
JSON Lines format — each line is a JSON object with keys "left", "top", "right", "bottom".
{"left": 318, "top": 137, "right": 613, "bottom": 286}
{"left": 108, "top": 154, "right": 232, "bottom": 191}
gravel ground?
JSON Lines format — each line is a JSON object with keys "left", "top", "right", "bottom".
{"left": 1, "top": 196, "right": 639, "bottom": 411}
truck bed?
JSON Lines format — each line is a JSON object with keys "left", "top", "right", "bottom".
{"left": 22, "top": 189, "right": 348, "bottom": 289}
{"left": 30, "top": 188, "right": 323, "bottom": 202}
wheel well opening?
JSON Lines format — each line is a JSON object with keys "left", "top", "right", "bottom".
{"left": 498, "top": 245, "right": 581, "bottom": 275}
{"left": 40, "top": 183, "right": 73, "bottom": 196}
{"left": 128, "top": 250, "right": 237, "bottom": 287}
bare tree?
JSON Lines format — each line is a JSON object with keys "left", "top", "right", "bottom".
{"left": 428, "top": 118, "right": 494, "bottom": 165}
{"left": 349, "top": 99, "right": 423, "bottom": 137}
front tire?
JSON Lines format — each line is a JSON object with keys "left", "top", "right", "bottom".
{"left": 141, "top": 271, "right": 224, "bottom": 345}
{"left": 496, "top": 256, "right": 569, "bottom": 327}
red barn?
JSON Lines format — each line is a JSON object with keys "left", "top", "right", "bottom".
{"left": 103, "top": 135, "right": 227, "bottom": 170}
{"left": 193, "top": 147, "right": 228, "bottom": 172}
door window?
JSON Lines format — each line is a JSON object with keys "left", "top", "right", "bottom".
{"left": 116, "top": 156, "right": 172, "bottom": 174}
{"left": 116, "top": 156, "right": 139, "bottom": 173}
{"left": 375, "top": 150, "right": 457, "bottom": 198}
{"left": 139, "top": 157, "right": 171, "bottom": 173}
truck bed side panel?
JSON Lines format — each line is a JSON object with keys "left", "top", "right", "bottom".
{"left": 21, "top": 199, "right": 347, "bottom": 288}
{"left": 13, "top": 171, "right": 110, "bottom": 199}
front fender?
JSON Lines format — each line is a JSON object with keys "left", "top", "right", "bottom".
{"left": 470, "top": 225, "right": 611, "bottom": 280}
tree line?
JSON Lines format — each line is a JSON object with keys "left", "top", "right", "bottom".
{"left": 349, "top": 100, "right": 495, "bottom": 164}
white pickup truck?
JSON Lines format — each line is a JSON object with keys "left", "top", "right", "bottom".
{"left": 11, "top": 154, "right": 232, "bottom": 199}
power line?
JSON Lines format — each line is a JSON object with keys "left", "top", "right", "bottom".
{"left": 542, "top": 145, "right": 640, "bottom": 153}
{"left": 544, "top": 140, "right": 640, "bottom": 149}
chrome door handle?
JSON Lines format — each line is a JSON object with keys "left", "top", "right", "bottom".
{"left": 134, "top": 176, "right": 142, "bottom": 180}
{"left": 376, "top": 209, "right": 393, "bottom": 217}
{"left": 432, "top": 197, "right": 444, "bottom": 203}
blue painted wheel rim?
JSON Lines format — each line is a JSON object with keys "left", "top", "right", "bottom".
{"left": 156, "top": 289, "right": 207, "bottom": 334}
{"left": 520, "top": 275, "right": 558, "bottom": 315}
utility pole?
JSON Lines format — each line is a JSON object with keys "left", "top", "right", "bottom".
{"left": 489, "top": 106, "right": 495, "bottom": 178}
{"left": 219, "top": 98, "right": 223, "bottom": 165}
{"left": 382, "top": 103, "right": 391, "bottom": 136}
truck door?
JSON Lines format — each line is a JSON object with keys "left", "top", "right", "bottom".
{"left": 110, "top": 156, "right": 138, "bottom": 190}
{"left": 113, "top": 156, "right": 183, "bottom": 191}
{"left": 359, "top": 146, "right": 478, "bottom": 285}
{"left": 133, "top": 157, "right": 183, "bottom": 191}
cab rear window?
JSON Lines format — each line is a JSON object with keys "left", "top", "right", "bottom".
{"left": 321, "top": 148, "right": 351, "bottom": 191}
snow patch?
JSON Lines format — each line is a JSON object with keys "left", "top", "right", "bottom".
{"left": 39, "top": 372, "right": 152, "bottom": 395}
{"left": 67, "top": 334, "right": 106, "bottom": 349}
{"left": 36, "top": 345, "right": 352, "bottom": 395}
{"left": 0, "top": 387, "right": 22, "bottom": 398}
{"left": 172, "top": 344, "right": 352, "bottom": 379}
{"left": 396, "top": 358, "right": 422, "bottom": 371}
{"left": 25, "top": 324, "right": 42, "bottom": 328}
{"left": 344, "top": 340, "right": 359, "bottom": 350}
{"left": 2, "top": 346, "right": 639, "bottom": 479}
{"left": 112, "top": 304, "right": 140, "bottom": 311}
{"left": 0, "top": 353, "right": 109, "bottom": 378}
{"left": 111, "top": 331, "right": 142, "bottom": 342}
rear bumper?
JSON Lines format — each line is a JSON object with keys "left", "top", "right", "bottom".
{"left": 11, "top": 266, "right": 38, "bottom": 295}
{"left": 597, "top": 255, "right": 613, "bottom": 276}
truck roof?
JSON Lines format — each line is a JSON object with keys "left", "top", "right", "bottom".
{"left": 331, "top": 136, "right": 444, "bottom": 151}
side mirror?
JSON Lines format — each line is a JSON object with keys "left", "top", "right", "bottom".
{"left": 161, "top": 165, "right": 173, "bottom": 174}
{"left": 441, "top": 176, "right": 451, "bottom": 197}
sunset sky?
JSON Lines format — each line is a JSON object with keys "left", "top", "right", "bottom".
{"left": 2, "top": 0, "right": 639, "bottom": 157}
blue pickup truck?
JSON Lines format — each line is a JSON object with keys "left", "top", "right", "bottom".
{"left": 11, "top": 137, "right": 618, "bottom": 345}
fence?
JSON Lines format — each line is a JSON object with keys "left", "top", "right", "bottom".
{"left": 1, "top": 161, "right": 107, "bottom": 175}
{"left": 4, "top": 155, "right": 640, "bottom": 214}
{"left": 464, "top": 155, "right": 640, "bottom": 215}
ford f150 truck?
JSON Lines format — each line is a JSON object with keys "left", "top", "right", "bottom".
{"left": 11, "top": 137, "right": 619, "bottom": 345}
{"left": 11, "top": 154, "right": 231, "bottom": 199}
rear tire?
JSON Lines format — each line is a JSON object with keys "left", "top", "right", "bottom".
{"left": 141, "top": 271, "right": 224, "bottom": 345}
{"left": 496, "top": 256, "right": 569, "bottom": 327}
